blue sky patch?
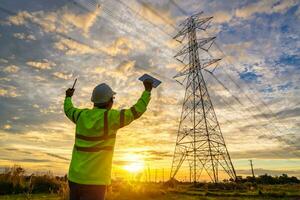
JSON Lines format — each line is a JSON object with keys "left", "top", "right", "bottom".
{"left": 260, "top": 85, "right": 274, "bottom": 93}
{"left": 278, "top": 55, "right": 300, "bottom": 69}
{"left": 239, "top": 68, "right": 262, "bottom": 83}
{"left": 277, "top": 82, "right": 293, "bottom": 91}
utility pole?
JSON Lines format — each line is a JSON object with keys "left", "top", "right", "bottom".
{"left": 170, "top": 12, "right": 236, "bottom": 183}
{"left": 189, "top": 163, "right": 192, "bottom": 183}
{"left": 144, "top": 169, "right": 147, "bottom": 182}
{"left": 148, "top": 166, "right": 151, "bottom": 182}
{"left": 155, "top": 169, "right": 157, "bottom": 183}
{"left": 249, "top": 160, "right": 255, "bottom": 177}
{"left": 162, "top": 168, "right": 164, "bottom": 183}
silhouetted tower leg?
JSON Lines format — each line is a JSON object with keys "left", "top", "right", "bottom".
{"left": 170, "top": 12, "right": 236, "bottom": 183}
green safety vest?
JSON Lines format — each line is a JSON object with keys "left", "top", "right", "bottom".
{"left": 64, "top": 91, "right": 151, "bottom": 185}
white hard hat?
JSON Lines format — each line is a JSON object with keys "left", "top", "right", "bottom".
{"left": 91, "top": 83, "right": 116, "bottom": 104}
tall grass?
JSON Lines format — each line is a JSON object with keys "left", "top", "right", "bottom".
{"left": 0, "top": 165, "right": 66, "bottom": 198}
{"left": 1, "top": 165, "right": 299, "bottom": 200}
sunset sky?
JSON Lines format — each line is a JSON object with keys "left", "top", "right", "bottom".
{"left": 0, "top": 0, "right": 299, "bottom": 181}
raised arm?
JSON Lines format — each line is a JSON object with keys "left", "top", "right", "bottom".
{"left": 64, "top": 88, "right": 83, "bottom": 124}
{"left": 118, "top": 79, "right": 153, "bottom": 128}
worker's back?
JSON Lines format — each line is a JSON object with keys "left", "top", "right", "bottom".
{"left": 69, "top": 108, "right": 120, "bottom": 185}
{"left": 64, "top": 90, "right": 151, "bottom": 185}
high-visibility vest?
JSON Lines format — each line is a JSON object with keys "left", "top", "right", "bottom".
{"left": 64, "top": 91, "right": 151, "bottom": 185}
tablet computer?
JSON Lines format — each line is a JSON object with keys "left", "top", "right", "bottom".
{"left": 138, "top": 73, "right": 162, "bottom": 88}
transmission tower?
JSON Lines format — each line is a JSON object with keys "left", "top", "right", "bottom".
{"left": 170, "top": 12, "right": 236, "bottom": 183}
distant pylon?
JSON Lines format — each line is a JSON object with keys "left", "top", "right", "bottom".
{"left": 170, "top": 12, "right": 236, "bottom": 183}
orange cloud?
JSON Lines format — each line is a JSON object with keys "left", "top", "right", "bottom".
{"left": 54, "top": 37, "right": 97, "bottom": 55}
{"left": 26, "top": 60, "right": 56, "bottom": 70}
{"left": 236, "top": 0, "right": 298, "bottom": 19}
{"left": 6, "top": 4, "right": 101, "bottom": 37}
{"left": 3, "top": 65, "right": 19, "bottom": 73}
{"left": 139, "top": 2, "right": 175, "bottom": 27}
{"left": 0, "top": 86, "right": 19, "bottom": 97}
{"left": 52, "top": 71, "right": 72, "bottom": 80}
{"left": 13, "top": 33, "right": 36, "bottom": 41}
{"left": 101, "top": 37, "right": 133, "bottom": 56}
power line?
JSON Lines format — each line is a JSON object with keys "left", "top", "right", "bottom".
{"left": 0, "top": 6, "right": 98, "bottom": 53}
{"left": 71, "top": 0, "right": 175, "bottom": 82}
{"left": 74, "top": 0, "right": 174, "bottom": 51}
{"left": 0, "top": 3, "right": 174, "bottom": 83}
{"left": 211, "top": 44, "right": 299, "bottom": 147}
{"left": 115, "top": 0, "right": 175, "bottom": 38}
{"left": 205, "top": 69, "right": 300, "bottom": 154}
{"left": 215, "top": 42, "right": 297, "bottom": 127}
{"left": 169, "top": 0, "right": 188, "bottom": 15}
{"left": 166, "top": 0, "right": 298, "bottom": 143}
{"left": 203, "top": 69, "right": 300, "bottom": 160}
{"left": 89, "top": 0, "right": 298, "bottom": 154}
{"left": 137, "top": 0, "right": 178, "bottom": 30}
{"left": 204, "top": 74, "right": 300, "bottom": 160}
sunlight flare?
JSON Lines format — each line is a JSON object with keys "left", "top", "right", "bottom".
{"left": 122, "top": 154, "right": 144, "bottom": 173}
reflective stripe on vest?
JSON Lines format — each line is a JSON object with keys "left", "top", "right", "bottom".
{"left": 130, "top": 106, "right": 140, "bottom": 119}
{"left": 104, "top": 109, "right": 108, "bottom": 136}
{"left": 75, "top": 145, "right": 113, "bottom": 152}
{"left": 120, "top": 109, "right": 125, "bottom": 128}
{"left": 75, "top": 110, "right": 114, "bottom": 152}
{"left": 76, "top": 134, "right": 116, "bottom": 141}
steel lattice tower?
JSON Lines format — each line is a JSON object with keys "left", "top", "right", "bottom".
{"left": 170, "top": 12, "right": 236, "bottom": 183}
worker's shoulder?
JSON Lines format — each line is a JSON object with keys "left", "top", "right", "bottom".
{"left": 108, "top": 109, "right": 120, "bottom": 115}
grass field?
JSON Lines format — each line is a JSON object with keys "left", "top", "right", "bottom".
{"left": 0, "top": 193, "right": 299, "bottom": 200}
{"left": 1, "top": 183, "right": 300, "bottom": 200}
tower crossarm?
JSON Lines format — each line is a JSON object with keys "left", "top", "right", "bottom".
{"left": 174, "top": 16, "right": 213, "bottom": 42}
{"left": 174, "top": 37, "right": 216, "bottom": 57}
{"left": 174, "top": 58, "right": 222, "bottom": 79}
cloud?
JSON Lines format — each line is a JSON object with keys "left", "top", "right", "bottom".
{"left": 7, "top": 11, "right": 31, "bottom": 26}
{"left": 46, "top": 153, "right": 69, "bottom": 161}
{"left": 296, "top": 6, "right": 300, "bottom": 18}
{"left": 60, "top": 4, "right": 101, "bottom": 36}
{"left": 94, "top": 60, "right": 137, "bottom": 81}
{"left": 3, "top": 124, "right": 11, "bottom": 130}
{"left": 254, "top": 106, "right": 300, "bottom": 120}
{"left": 257, "top": 134, "right": 300, "bottom": 150}
{"left": 213, "top": 11, "right": 233, "bottom": 23}
{"left": 141, "top": 150, "right": 173, "bottom": 161}
{"left": 0, "top": 86, "right": 19, "bottom": 98}
{"left": 52, "top": 71, "right": 72, "bottom": 80}
{"left": 231, "top": 147, "right": 300, "bottom": 159}
{"left": 15, "top": 158, "right": 50, "bottom": 163}
{"left": 6, "top": 3, "right": 101, "bottom": 37}
{"left": 26, "top": 60, "right": 56, "bottom": 70}
{"left": 235, "top": 0, "right": 298, "bottom": 19}
{"left": 13, "top": 33, "right": 36, "bottom": 41}
{"left": 54, "top": 37, "right": 97, "bottom": 55}
{"left": 0, "top": 0, "right": 300, "bottom": 177}
{"left": 54, "top": 36, "right": 138, "bottom": 56}
{"left": 0, "top": 58, "right": 8, "bottom": 63}
{"left": 101, "top": 37, "right": 134, "bottom": 56}
{"left": 2, "top": 65, "right": 19, "bottom": 73}
{"left": 139, "top": 2, "right": 175, "bottom": 27}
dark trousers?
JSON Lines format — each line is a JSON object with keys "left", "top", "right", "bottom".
{"left": 69, "top": 180, "right": 107, "bottom": 200}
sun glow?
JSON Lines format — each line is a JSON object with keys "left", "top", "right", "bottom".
{"left": 123, "top": 163, "right": 144, "bottom": 173}
{"left": 122, "top": 154, "right": 144, "bottom": 173}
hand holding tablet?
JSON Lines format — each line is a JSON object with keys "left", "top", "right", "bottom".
{"left": 139, "top": 74, "right": 162, "bottom": 88}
